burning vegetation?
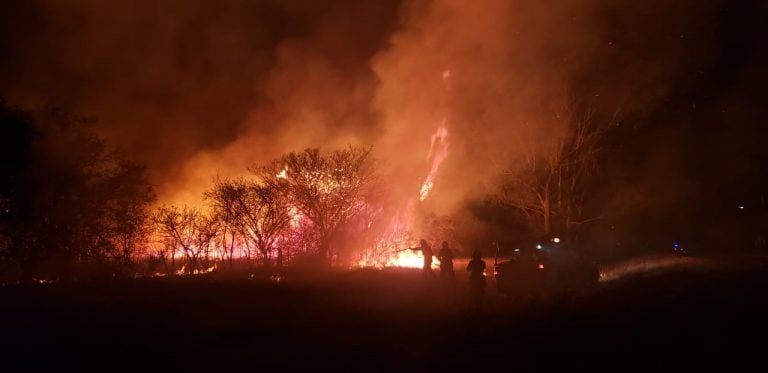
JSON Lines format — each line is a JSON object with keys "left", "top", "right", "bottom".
{"left": 2, "top": 1, "right": 768, "bottom": 370}
{"left": 1, "top": 0, "right": 767, "bottom": 285}
{"left": 0, "top": 91, "right": 622, "bottom": 282}
{"left": 152, "top": 127, "right": 449, "bottom": 274}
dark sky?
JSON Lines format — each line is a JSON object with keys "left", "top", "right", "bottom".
{"left": 601, "top": 0, "right": 768, "bottom": 218}
{"left": 1, "top": 0, "right": 766, "bottom": 223}
{"left": 0, "top": 0, "right": 400, "bottom": 179}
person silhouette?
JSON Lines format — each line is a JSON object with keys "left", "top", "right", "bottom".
{"left": 438, "top": 241, "right": 455, "bottom": 284}
{"left": 418, "top": 239, "right": 434, "bottom": 276}
{"left": 466, "top": 249, "right": 486, "bottom": 309}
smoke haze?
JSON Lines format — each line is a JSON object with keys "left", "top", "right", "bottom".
{"left": 1, "top": 0, "right": 765, "bottom": 226}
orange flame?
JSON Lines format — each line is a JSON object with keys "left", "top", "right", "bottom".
{"left": 358, "top": 249, "right": 440, "bottom": 269}
{"left": 358, "top": 68, "right": 451, "bottom": 269}
{"left": 174, "top": 264, "right": 217, "bottom": 276}
{"left": 419, "top": 120, "right": 449, "bottom": 201}
{"left": 358, "top": 122, "right": 449, "bottom": 269}
{"left": 276, "top": 167, "right": 288, "bottom": 179}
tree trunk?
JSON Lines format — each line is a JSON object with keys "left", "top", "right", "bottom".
{"left": 277, "top": 246, "right": 284, "bottom": 269}
{"left": 189, "top": 253, "right": 197, "bottom": 274}
{"left": 228, "top": 233, "right": 235, "bottom": 269}
{"left": 259, "top": 246, "right": 271, "bottom": 268}
{"left": 319, "top": 238, "right": 331, "bottom": 265}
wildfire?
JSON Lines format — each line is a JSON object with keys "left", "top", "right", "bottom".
{"left": 276, "top": 167, "right": 288, "bottom": 179}
{"left": 357, "top": 69, "right": 451, "bottom": 270}
{"left": 289, "top": 206, "right": 301, "bottom": 227}
{"left": 274, "top": 166, "right": 302, "bottom": 228}
{"left": 358, "top": 249, "right": 440, "bottom": 269}
{"left": 175, "top": 264, "right": 217, "bottom": 275}
{"left": 419, "top": 120, "right": 449, "bottom": 201}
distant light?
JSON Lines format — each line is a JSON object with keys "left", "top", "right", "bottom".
{"left": 514, "top": 248, "right": 520, "bottom": 252}
{"left": 536, "top": 244, "right": 542, "bottom": 250}
{"left": 673, "top": 243, "right": 681, "bottom": 250}
{"left": 538, "top": 264, "right": 545, "bottom": 269}
{"left": 739, "top": 206, "right": 745, "bottom": 210}
{"left": 552, "top": 237, "right": 561, "bottom": 243}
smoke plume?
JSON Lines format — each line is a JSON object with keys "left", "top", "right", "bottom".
{"left": 1, "top": 0, "right": 759, "bottom": 230}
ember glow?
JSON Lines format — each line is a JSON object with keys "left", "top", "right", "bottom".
{"left": 175, "top": 264, "right": 217, "bottom": 276}
{"left": 288, "top": 206, "right": 301, "bottom": 228}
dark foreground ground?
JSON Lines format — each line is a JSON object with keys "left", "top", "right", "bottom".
{"left": 2, "top": 262, "right": 768, "bottom": 371}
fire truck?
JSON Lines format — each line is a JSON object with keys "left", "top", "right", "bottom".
{"left": 493, "top": 238, "right": 599, "bottom": 297}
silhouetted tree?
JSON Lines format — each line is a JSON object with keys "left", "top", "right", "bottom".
{"left": 499, "top": 103, "right": 616, "bottom": 239}
{"left": 0, "top": 99, "right": 36, "bottom": 279}
{"left": 208, "top": 177, "right": 292, "bottom": 268}
{"left": 0, "top": 100, "right": 155, "bottom": 281}
{"left": 98, "top": 161, "right": 156, "bottom": 274}
{"left": 154, "top": 205, "right": 219, "bottom": 274}
{"left": 205, "top": 177, "right": 245, "bottom": 268}
{"left": 279, "top": 215, "right": 321, "bottom": 264}
{"left": 268, "top": 147, "right": 379, "bottom": 264}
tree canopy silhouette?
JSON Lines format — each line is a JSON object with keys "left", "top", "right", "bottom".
{"left": 266, "top": 147, "right": 379, "bottom": 264}
{"left": 0, "top": 100, "right": 155, "bottom": 281}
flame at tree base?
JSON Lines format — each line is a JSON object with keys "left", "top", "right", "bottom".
{"left": 358, "top": 122, "right": 449, "bottom": 271}
{"left": 358, "top": 249, "right": 440, "bottom": 270}
{"left": 358, "top": 65, "right": 451, "bottom": 271}
{"left": 174, "top": 264, "right": 217, "bottom": 276}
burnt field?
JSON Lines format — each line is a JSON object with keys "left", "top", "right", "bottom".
{"left": 2, "top": 264, "right": 768, "bottom": 371}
